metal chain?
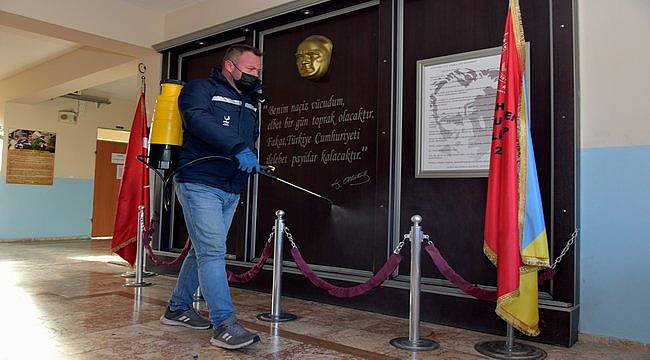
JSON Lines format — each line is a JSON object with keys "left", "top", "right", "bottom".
{"left": 266, "top": 226, "right": 275, "bottom": 243}
{"left": 550, "top": 229, "right": 579, "bottom": 269}
{"left": 283, "top": 227, "right": 297, "bottom": 248}
{"left": 284, "top": 225, "right": 408, "bottom": 254}
{"left": 394, "top": 234, "right": 409, "bottom": 254}
{"left": 279, "top": 223, "right": 575, "bottom": 269}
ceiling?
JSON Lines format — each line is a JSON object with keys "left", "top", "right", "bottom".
{"left": 0, "top": 24, "right": 137, "bottom": 102}
{"left": 0, "top": 25, "right": 79, "bottom": 81}
{"left": 120, "top": 0, "right": 203, "bottom": 13}
{"left": 83, "top": 76, "right": 141, "bottom": 102}
{"left": 0, "top": 0, "right": 204, "bottom": 103}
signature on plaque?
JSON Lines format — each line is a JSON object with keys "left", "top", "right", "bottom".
{"left": 331, "top": 169, "right": 370, "bottom": 190}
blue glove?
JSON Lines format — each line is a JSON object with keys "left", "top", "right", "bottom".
{"left": 234, "top": 148, "right": 260, "bottom": 174}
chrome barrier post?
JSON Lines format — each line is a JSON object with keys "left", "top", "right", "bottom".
{"left": 120, "top": 268, "right": 157, "bottom": 278}
{"left": 125, "top": 206, "right": 152, "bottom": 287}
{"left": 132, "top": 287, "right": 144, "bottom": 320}
{"left": 192, "top": 287, "right": 204, "bottom": 311}
{"left": 474, "top": 323, "right": 547, "bottom": 359}
{"left": 390, "top": 215, "right": 438, "bottom": 351}
{"left": 120, "top": 203, "right": 157, "bottom": 278}
{"left": 257, "top": 210, "right": 297, "bottom": 322}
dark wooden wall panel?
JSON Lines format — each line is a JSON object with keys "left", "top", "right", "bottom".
{"left": 550, "top": 0, "right": 579, "bottom": 305}
{"left": 256, "top": 6, "right": 380, "bottom": 272}
{"left": 158, "top": 0, "right": 579, "bottom": 346}
{"left": 398, "top": 0, "right": 553, "bottom": 292}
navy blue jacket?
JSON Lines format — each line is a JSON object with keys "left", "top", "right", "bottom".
{"left": 174, "top": 70, "right": 260, "bottom": 194}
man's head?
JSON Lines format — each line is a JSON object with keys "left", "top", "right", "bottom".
{"left": 295, "top": 35, "right": 333, "bottom": 81}
{"left": 222, "top": 44, "right": 263, "bottom": 93}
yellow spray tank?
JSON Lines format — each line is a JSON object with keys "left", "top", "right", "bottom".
{"left": 149, "top": 80, "right": 184, "bottom": 170}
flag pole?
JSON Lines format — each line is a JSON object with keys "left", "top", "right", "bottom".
{"left": 474, "top": 323, "right": 547, "bottom": 359}
{"left": 125, "top": 206, "right": 152, "bottom": 287}
{"left": 121, "top": 63, "right": 157, "bottom": 279}
{"left": 506, "top": 324, "right": 515, "bottom": 351}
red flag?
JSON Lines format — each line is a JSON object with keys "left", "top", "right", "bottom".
{"left": 484, "top": 0, "right": 550, "bottom": 336}
{"left": 111, "top": 93, "right": 150, "bottom": 265}
{"left": 483, "top": 0, "right": 525, "bottom": 318}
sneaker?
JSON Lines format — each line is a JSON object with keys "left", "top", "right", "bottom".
{"left": 210, "top": 321, "right": 260, "bottom": 349}
{"left": 160, "top": 307, "right": 211, "bottom": 330}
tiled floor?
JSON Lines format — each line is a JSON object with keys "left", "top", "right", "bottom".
{"left": 0, "top": 239, "right": 647, "bottom": 359}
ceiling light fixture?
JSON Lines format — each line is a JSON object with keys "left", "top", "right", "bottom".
{"left": 61, "top": 93, "right": 111, "bottom": 107}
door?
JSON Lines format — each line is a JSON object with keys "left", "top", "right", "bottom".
{"left": 91, "top": 140, "right": 128, "bottom": 237}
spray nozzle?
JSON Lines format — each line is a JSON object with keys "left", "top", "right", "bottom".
{"left": 258, "top": 165, "right": 275, "bottom": 175}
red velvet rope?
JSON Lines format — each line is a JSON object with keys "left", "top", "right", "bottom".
{"left": 140, "top": 223, "right": 272, "bottom": 285}
{"left": 424, "top": 243, "right": 497, "bottom": 302}
{"left": 538, "top": 268, "right": 556, "bottom": 284}
{"left": 227, "top": 241, "right": 274, "bottom": 283}
{"left": 289, "top": 246, "right": 402, "bottom": 298}
{"left": 142, "top": 228, "right": 192, "bottom": 267}
{"left": 423, "top": 242, "right": 558, "bottom": 302}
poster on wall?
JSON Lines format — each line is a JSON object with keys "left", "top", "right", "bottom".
{"left": 6, "top": 129, "right": 56, "bottom": 185}
{"left": 415, "top": 46, "right": 501, "bottom": 178}
{"left": 415, "top": 45, "right": 530, "bottom": 178}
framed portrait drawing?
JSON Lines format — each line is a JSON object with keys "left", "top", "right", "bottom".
{"left": 415, "top": 45, "right": 531, "bottom": 178}
{"left": 416, "top": 46, "right": 500, "bottom": 178}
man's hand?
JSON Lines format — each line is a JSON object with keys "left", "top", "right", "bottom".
{"left": 235, "top": 148, "right": 260, "bottom": 174}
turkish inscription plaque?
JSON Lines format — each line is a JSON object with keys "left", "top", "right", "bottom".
{"left": 256, "top": 6, "right": 379, "bottom": 272}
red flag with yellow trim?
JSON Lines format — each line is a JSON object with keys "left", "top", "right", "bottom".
{"left": 111, "top": 93, "right": 150, "bottom": 265}
{"left": 484, "top": 0, "right": 550, "bottom": 336}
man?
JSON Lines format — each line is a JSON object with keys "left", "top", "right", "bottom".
{"left": 160, "top": 44, "right": 263, "bottom": 350}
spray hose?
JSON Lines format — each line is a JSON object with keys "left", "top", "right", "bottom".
{"left": 134, "top": 154, "right": 332, "bottom": 267}
{"left": 137, "top": 155, "right": 332, "bottom": 210}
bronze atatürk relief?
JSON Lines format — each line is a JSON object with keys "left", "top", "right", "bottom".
{"left": 295, "top": 35, "right": 333, "bottom": 81}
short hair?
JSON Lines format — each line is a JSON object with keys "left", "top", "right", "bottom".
{"left": 222, "top": 44, "right": 263, "bottom": 67}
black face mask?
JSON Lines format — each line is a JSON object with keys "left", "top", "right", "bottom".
{"left": 230, "top": 62, "right": 261, "bottom": 94}
{"left": 234, "top": 72, "right": 261, "bottom": 94}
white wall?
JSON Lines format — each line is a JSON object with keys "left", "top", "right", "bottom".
{"left": 0, "top": 97, "right": 137, "bottom": 240}
{"left": 0, "top": 2, "right": 160, "bottom": 239}
{"left": 578, "top": 0, "right": 650, "bottom": 344}
{"left": 1, "top": 98, "right": 135, "bottom": 178}
{"left": 579, "top": 0, "right": 650, "bottom": 148}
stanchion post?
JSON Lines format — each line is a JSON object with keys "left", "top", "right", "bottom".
{"left": 125, "top": 206, "right": 152, "bottom": 287}
{"left": 192, "top": 287, "right": 203, "bottom": 311}
{"left": 257, "top": 210, "right": 297, "bottom": 322}
{"left": 390, "top": 215, "right": 439, "bottom": 351}
{"left": 506, "top": 324, "right": 515, "bottom": 351}
{"left": 120, "top": 203, "right": 157, "bottom": 279}
{"left": 120, "top": 268, "right": 157, "bottom": 278}
{"left": 474, "top": 322, "right": 547, "bottom": 359}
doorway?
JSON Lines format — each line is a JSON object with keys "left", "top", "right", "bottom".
{"left": 91, "top": 129, "right": 129, "bottom": 237}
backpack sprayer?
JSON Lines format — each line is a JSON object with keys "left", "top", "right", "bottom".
{"left": 145, "top": 80, "right": 333, "bottom": 207}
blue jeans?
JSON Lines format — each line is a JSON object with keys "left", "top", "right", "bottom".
{"left": 169, "top": 181, "right": 240, "bottom": 327}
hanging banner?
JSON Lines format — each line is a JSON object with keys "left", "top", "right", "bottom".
{"left": 6, "top": 129, "right": 56, "bottom": 185}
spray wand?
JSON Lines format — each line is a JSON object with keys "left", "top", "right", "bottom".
{"left": 140, "top": 155, "right": 334, "bottom": 208}
{"left": 258, "top": 165, "right": 334, "bottom": 206}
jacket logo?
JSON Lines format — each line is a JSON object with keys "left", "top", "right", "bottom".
{"left": 222, "top": 115, "right": 230, "bottom": 127}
